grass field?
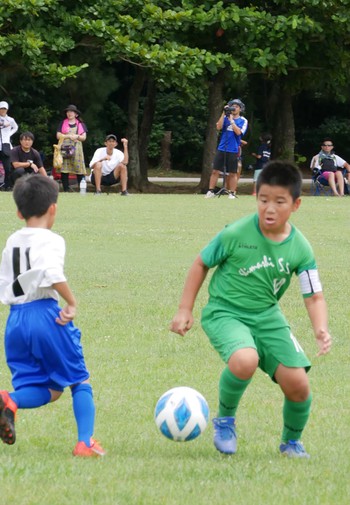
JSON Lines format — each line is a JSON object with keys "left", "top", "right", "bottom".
{"left": 0, "top": 191, "right": 349, "bottom": 505}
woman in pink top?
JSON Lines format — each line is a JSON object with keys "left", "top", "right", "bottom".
{"left": 56, "top": 105, "right": 87, "bottom": 192}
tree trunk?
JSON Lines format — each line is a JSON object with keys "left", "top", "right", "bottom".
{"left": 127, "top": 66, "right": 146, "bottom": 190}
{"left": 139, "top": 77, "right": 157, "bottom": 180}
{"left": 160, "top": 131, "right": 172, "bottom": 171}
{"left": 199, "top": 69, "right": 226, "bottom": 191}
{"left": 267, "top": 80, "right": 295, "bottom": 160}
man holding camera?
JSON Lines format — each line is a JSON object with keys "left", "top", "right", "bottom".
{"left": 205, "top": 99, "right": 248, "bottom": 200}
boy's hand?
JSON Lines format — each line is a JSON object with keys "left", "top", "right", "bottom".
{"left": 315, "top": 329, "right": 332, "bottom": 356}
{"left": 170, "top": 309, "right": 194, "bottom": 336}
{"left": 56, "top": 304, "right": 76, "bottom": 326}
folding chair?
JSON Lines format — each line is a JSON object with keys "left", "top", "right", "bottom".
{"left": 343, "top": 171, "right": 349, "bottom": 195}
{"left": 310, "top": 169, "right": 332, "bottom": 196}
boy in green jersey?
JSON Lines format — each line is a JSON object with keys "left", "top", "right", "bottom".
{"left": 171, "top": 160, "right": 331, "bottom": 458}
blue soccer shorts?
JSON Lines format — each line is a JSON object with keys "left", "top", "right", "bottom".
{"left": 5, "top": 298, "right": 90, "bottom": 391}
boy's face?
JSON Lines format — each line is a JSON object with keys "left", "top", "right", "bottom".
{"left": 257, "top": 184, "right": 301, "bottom": 236}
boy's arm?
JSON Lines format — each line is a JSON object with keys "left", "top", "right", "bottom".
{"left": 303, "top": 292, "right": 332, "bottom": 356}
{"left": 52, "top": 281, "right": 77, "bottom": 326}
{"left": 170, "top": 255, "right": 209, "bottom": 336}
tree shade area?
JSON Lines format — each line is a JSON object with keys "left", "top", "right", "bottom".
{"left": 2, "top": 0, "right": 350, "bottom": 190}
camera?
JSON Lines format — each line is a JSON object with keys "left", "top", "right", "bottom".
{"left": 224, "top": 105, "right": 236, "bottom": 116}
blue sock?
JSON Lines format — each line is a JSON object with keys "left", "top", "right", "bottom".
{"left": 71, "top": 383, "right": 95, "bottom": 446}
{"left": 10, "top": 387, "right": 51, "bottom": 408}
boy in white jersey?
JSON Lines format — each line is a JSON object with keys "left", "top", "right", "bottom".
{"left": 171, "top": 160, "right": 331, "bottom": 458}
{"left": 0, "top": 175, "right": 105, "bottom": 457}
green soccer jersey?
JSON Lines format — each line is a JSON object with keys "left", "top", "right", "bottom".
{"left": 200, "top": 213, "right": 318, "bottom": 312}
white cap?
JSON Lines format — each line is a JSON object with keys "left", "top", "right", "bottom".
{"left": 0, "top": 101, "right": 9, "bottom": 110}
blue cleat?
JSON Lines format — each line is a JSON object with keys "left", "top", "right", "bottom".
{"left": 212, "top": 416, "right": 237, "bottom": 454}
{"left": 279, "top": 440, "right": 310, "bottom": 459}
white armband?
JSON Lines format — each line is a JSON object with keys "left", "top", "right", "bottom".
{"left": 298, "top": 269, "right": 322, "bottom": 295}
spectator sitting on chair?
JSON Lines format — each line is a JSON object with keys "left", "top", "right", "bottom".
{"left": 89, "top": 134, "right": 129, "bottom": 196}
{"left": 310, "top": 138, "right": 350, "bottom": 196}
{"left": 10, "top": 131, "right": 47, "bottom": 184}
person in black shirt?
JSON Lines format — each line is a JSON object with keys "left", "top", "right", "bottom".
{"left": 10, "top": 131, "right": 47, "bottom": 184}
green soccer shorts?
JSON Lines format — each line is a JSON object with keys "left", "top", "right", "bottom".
{"left": 201, "top": 301, "right": 311, "bottom": 380}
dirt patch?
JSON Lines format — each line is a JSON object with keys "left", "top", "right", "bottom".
{"left": 64, "top": 180, "right": 313, "bottom": 196}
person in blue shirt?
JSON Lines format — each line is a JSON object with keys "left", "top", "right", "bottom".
{"left": 205, "top": 99, "right": 248, "bottom": 200}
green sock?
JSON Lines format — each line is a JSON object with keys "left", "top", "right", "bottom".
{"left": 218, "top": 367, "right": 251, "bottom": 417}
{"left": 282, "top": 394, "right": 312, "bottom": 442}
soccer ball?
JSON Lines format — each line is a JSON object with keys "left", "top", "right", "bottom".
{"left": 154, "top": 386, "right": 209, "bottom": 442}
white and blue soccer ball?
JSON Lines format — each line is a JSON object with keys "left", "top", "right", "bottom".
{"left": 154, "top": 386, "right": 209, "bottom": 442}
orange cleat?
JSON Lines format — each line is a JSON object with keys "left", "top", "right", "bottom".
{"left": 72, "top": 438, "right": 106, "bottom": 457}
{"left": 0, "top": 390, "right": 17, "bottom": 445}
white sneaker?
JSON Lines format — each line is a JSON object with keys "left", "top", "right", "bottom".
{"left": 205, "top": 190, "right": 216, "bottom": 199}
{"left": 228, "top": 192, "right": 237, "bottom": 199}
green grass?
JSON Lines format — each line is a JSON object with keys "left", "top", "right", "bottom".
{"left": 0, "top": 192, "right": 349, "bottom": 505}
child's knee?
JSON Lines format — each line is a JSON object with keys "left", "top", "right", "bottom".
{"left": 228, "top": 348, "right": 259, "bottom": 379}
{"left": 276, "top": 366, "right": 310, "bottom": 401}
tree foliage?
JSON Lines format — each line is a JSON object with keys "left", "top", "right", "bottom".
{"left": 2, "top": 1, "right": 350, "bottom": 186}
{"left": 0, "top": 0, "right": 88, "bottom": 87}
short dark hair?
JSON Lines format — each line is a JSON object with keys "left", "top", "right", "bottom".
{"left": 321, "top": 137, "right": 334, "bottom": 145}
{"left": 260, "top": 132, "right": 272, "bottom": 143}
{"left": 13, "top": 175, "right": 59, "bottom": 219}
{"left": 256, "top": 160, "right": 302, "bottom": 201}
{"left": 19, "top": 131, "right": 35, "bottom": 141}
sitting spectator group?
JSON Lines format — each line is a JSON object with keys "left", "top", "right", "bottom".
{"left": 0, "top": 100, "right": 129, "bottom": 195}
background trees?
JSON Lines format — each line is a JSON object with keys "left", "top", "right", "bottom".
{"left": 2, "top": 0, "right": 350, "bottom": 189}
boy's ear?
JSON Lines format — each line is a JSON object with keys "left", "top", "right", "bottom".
{"left": 17, "top": 209, "right": 25, "bottom": 220}
{"left": 293, "top": 197, "right": 302, "bottom": 212}
{"left": 49, "top": 203, "right": 57, "bottom": 216}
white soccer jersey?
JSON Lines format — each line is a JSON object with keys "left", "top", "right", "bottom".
{"left": 0, "top": 227, "right": 66, "bottom": 305}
